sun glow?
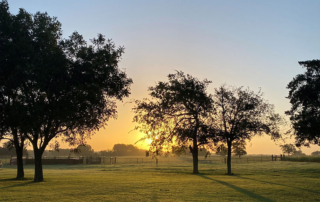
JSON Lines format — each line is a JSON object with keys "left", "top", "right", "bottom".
{"left": 146, "top": 138, "right": 153, "bottom": 144}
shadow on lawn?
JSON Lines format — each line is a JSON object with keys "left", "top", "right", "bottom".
{"left": 234, "top": 175, "right": 320, "bottom": 195}
{"left": 197, "top": 174, "right": 274, "bottom": 202}
{"left": 0, "top": 178, "right": 33, "bottom": 189}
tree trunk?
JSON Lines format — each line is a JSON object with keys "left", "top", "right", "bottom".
{"left": 13, "top": 129, "right": 25, "bottom": 179}
{"left": 227, "top": 140, "right": 232, "bottom": 175}
{"left": 33, "top": 149, "right": 44, "bottom": 182}
{"left": 192, "top": 138, "right": 199, "bottom": 174}
{"left": 15, "top": 146, "right": 24, "bottom": 179}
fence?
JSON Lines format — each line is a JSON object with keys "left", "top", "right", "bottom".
{"left": 203, "top": 154, "right": 285, "bottom": 165}
{"left": 0, "top": 154, "right": 287, "bottom": 166}
{"left": 0, "top": 156, "right": 12, "bottom": 165}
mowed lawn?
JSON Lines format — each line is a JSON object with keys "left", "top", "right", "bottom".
{"left": 0, "top": 161, "right": 320, "bottom": 201}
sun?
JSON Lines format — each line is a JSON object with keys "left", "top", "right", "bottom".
{"left": 146, "top": 138, "right": 153, "bottom": 144}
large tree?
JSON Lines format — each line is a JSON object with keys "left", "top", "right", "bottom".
{"left": 0, "top": 0, "right": 33, "bottom": 179}
{"left": 0, "top": 1, "right": 132, "bottom": 182}
{"left": 210, "top": 85, "right": 283, "bottom": 174}
{"left": 133, "top": 71, "right": 213, "bottom": 174}
{"left": 286, "top": 60, "right": 320, "bottom": 147}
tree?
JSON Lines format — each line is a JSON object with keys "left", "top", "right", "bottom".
{"left": 99, "top": 150, "right": 113, "bottom": 156}
{"left": 311, "top": 151, "right": 320, "bottom": 156}
{"left": 0, "top": 142, "right": 28, "bottom": 156}
{"left": 286, "top": 60, "right": 320, "bottom": 147}
{"left": 215, "top": 144, "right": 228, "bottom": 156}
{"left": 133, "top": 71, "right": 214, "bottom": 174}
{"left": 112, "top": 144, "right": 146, "bottom": 156}
{"left": 0, "top": 1, "right": 132, "bottom": 181}
{"left": 292, "top": 149, "right": 306, "bottom": 156}
{"left": 0, "top": 0, "right": 34, "bottom": 179}
{"left": 171, "top": 145, "right": 187, "bottom": 157}
{"left": 210, "top": 85, "right": 283, "bottom": 175}
{"left": 280, "top": 143, "right": 296, "bottom": 155}
{"left": 2, "top": 141, "right": 28, "bottom": 156}
{"left": 232, "top": 141, "right": 247, "bottom": 158}
{"left": 74, "top": 145, "right": 95, "bottom": 157}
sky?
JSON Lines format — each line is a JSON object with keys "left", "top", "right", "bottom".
{"left": 6, "top": 0, "right": 320, "bottom": 154}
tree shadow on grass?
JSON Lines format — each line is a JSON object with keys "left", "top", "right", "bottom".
{"left": 197, "top": 174, "right": 274, "bottom": 202}
{"left": 0, "top": 178, "right": 33, "bottom": 182}
{"left": 234, "top": 175, "right": 320, "bottom": 195}
{"left": 0, "top": 178, "right": 33, "bottom": 189}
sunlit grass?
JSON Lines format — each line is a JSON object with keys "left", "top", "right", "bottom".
{"left": 1, "top": 160, "right": 320, "bottom": 201}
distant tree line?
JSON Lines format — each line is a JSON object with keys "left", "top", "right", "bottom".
{"left": 15, "top": 144, "right": 147, "bottom": 157}
{"left": 0, "top": 145, "right": 28, "bottom": 156}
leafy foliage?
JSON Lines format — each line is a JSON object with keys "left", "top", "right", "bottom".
{"left": 133, "top": 71, "right": 214, "bottom": 173}
{"left": 111, "top": 144, "right": 146, "bottom": 156}
{"left": 232, "top": 141, "right": 247, "bottom": 157}
{"left": 286, "top": 60, "right": 320, "bottom": 146}
{"left": 215, "top": 144, "right": 228, "bottom": 156}
{"left": 0, "top": 1, "right": 132, "bottom": 181}
{"left": 280, "top": 143, "right": 296, "bottom": 155}
{"left": 210, "top": 85, "right": 283, "bottom": 174}
{"left": 311, "top": 151, "right": 320, "bottom": 156}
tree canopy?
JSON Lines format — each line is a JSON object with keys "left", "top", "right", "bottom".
{"left": 311, "top": 151, "right": 320, "bottom": 156}
{"left": 133, "top": 71, "right": 214, "bottom": 174}
{"left": 210, "top": 85, "right": 283, "bottom": 174}
{"left": 215, "top": 144, "right": 228, "bottom": 156}
{"left": 0, "top": 1, "right": 132, "bottom": 181}
{"left": 232, "top": 141, "right": 247, "bottom": 158}
{"left": 280, "top": 143, "right": 296, "bottom": 155}
{"left": 286, "top": 60, "right": 320, "bottom": 147}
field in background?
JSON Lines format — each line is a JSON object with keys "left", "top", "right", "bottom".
{"left": 283, "top": 155, "right": 320, "bottom": 163}
{"left": 0, "top": 156, "right": 11, "bottom": 165}
{"left": 1, "top": 158, "right": 320, "bottom": 201}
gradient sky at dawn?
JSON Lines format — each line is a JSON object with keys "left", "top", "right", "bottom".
{"left": 6, "top": 0, "right": 320, "bottom": 154}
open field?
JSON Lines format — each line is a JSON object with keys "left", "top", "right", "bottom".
{"left": 283, "top": 156, "right": 320, "bottom": 163}
{"left": 0, "top": 160, "right": 320, "bottom": 201}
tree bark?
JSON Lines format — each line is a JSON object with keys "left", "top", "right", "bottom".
{"left": 192, "top": 137, "right": 199, "bottom": 174}
{"left": 13, "top": 129, "right": 24, "bottom": 179}
{"left": 15, "top": 146, "right": 24, "bottom": 179}
{"left": 227, "top": 140, "right": 232, "bottom": 175}
{"left": 33, "top": 148, "right": 44, "bottom": 182}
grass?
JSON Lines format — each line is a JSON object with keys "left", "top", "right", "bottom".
{"left": 283, "top": 155, "right": 320, "bottom": 163}
{"left": 0, "top": 159, "right": 320, "bottom": 201}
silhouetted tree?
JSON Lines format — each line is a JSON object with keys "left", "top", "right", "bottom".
{"left": 311, "top": 151, "right": 320, "bottom": 156}
{"left": 210, "top": 85, "right": 283, "bottom": 175}
{"left": 292, "top": 149, "right": 306, "bottom": 156}
{"left": 171, "top": 145, "right": 187, "bottom": 157}
{"left": 0, "top": 143, "right": 28, "bottom": 157}
{"left": 215, "top": 144, "right": 228, "bottom": 156}
{"left": 171, "top": 145, "right": 210, "bottom": 158}
{"left": 232, "top": 141, "right": 247, "bottom": 158}
{"left": 280, "top": 143, "right": 296, "bottom": 155}
{"left": 0, "top": 0, "right": 33, "bottom": 179}
{"left": 74, "top": 145, "right": 95, "bottom": 156}
{"left": 99, "top": 150, "right": 113, "bottom": 156}
{"left": 0, "top": 1, "right": 132, "bottom": 182}
{"left": 286, "top": 60, "right": 320, "bottom": 147}
{"left": 133, "top": 71, "right": 213, "bottom": 174}
{"left": 112, "top": 144, "right": 146, "bottom": 156}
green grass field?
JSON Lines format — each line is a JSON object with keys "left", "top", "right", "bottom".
{"left": 0, "top": 160, "right": 320, "bottom": 201}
